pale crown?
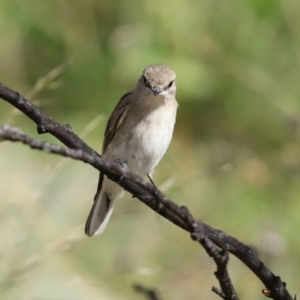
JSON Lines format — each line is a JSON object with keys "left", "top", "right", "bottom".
{"left": 136, "top": 64, "right": 176, "bottom": 97}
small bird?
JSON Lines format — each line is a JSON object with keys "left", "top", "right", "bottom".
{"left": 85, "top": 64, "right": 178, "bottom": 236}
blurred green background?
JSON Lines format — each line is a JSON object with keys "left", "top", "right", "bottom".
{"left": 0, "top": 0, "right": 299, "bottom": 299}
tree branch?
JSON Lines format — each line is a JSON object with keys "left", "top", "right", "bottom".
{"left": 192, "top": 226, "right": 238, "bottom": 300}
{"left": 0, "top": 82, "right": 294, "bottom": 300}
{"left": 0, "top": 83, "right": 97, "bottom": 156}
{"left": 133, "top": 284, "right": 162, "bottom": 300}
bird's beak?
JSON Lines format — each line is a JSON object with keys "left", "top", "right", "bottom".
{"left": 150, "top": 86, "right": 163, "bottom": 96}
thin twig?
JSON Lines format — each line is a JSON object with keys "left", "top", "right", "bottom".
{"left": 187, "top": 204, "right": 238, "bottom": 300}
{"left": 212, "top": 286, "right": 226, "bottom": 299}
{"left": 133, "top": 284, "right": 162, "bottom": 300}
{"left": 0, "top": 82, "right": 97, "bottom": 155}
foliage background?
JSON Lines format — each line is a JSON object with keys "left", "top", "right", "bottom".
{"left": 0, "top": 0, "right": 299, "bottom": 299}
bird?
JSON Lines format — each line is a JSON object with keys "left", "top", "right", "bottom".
{"left": 85, "top": 64, "right": 178, "bottom": 236}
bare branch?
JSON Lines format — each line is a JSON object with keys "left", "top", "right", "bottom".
{"left": 183, "top": 205, "right": 238, "bottom": 300}
{"left": 193, "top": 233, "right": 238, "bottom": 300}
{"left": 0, "top": 81, "right": 295, "bottom": 300}
{"left": 0, "top": 82, "right": 97, "bottom": 155}
{"left": 212, "top": 286, "right": 226, "bottom": 300}
{"left": 133, "top": 284, "right": 162, "bottom": 300}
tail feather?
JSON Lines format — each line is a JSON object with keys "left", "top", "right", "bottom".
{"left": 85, "top": 191, "right": 115, "bottom": 236}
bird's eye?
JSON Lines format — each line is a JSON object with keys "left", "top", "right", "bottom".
{"left": 167, "top": 80, "right": 174, "bottom": 89}
{"left": 143, "top": 76, "right": 148, "bottom": 86}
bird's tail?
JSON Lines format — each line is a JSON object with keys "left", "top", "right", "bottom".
{"left": 85, "top": 176, "right": 124, "bottom": 236}
{"left": 85, "top": 189, "right": 115, "bottom": 236}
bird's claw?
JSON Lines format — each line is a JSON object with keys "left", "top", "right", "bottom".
{"left": 114, "top": 159, "right": 128, "bottom": 184}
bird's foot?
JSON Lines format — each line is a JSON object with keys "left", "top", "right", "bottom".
{"left": 114, "top": 159, "right": 128, "bottom": 184}
{"left": 147, "top": 174, "right": 164, "bottom": 212}
{"left": 147, "top": 174, "right": 157, "bottom": 187}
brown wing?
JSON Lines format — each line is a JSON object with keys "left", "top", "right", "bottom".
{"left": 94, "top": 92, "right": 132, "bottom": 200}
{"left": 102, "top": 91, "right": 132, "bottom": 153}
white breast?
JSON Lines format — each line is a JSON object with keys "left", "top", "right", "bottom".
{"left": 106, "top": 93, "right": 177, "bottom": 177}
{"left": 130, "top": 104, "right": 176, "bottom": 175}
